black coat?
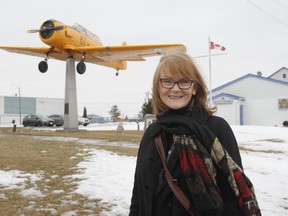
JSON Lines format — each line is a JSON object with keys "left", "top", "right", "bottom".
{"left": 129, "top": 113, "right": 243, "bottom": 216}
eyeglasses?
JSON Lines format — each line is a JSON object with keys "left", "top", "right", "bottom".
{"left": 160, "top": 78, "right": 194, "bottom": 90}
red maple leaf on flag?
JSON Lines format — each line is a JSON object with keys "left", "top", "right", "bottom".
{"left": 210, "top": 41, "right": 226, "bottom": 51}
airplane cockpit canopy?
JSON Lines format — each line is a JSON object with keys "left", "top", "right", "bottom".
{"left": 72, "top": 23, "right": 102, "bottom": 45}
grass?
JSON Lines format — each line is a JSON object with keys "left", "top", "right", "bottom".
{"left": 0, "top": 128, "right": 143, "bottom": 215}
{"left": 239, "top": 145, "right": 284, "bottom": 154}
{"left": 0, "top": 127, "right": 144, "bottom": 143}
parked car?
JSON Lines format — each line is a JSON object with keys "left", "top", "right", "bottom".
{"left": 22, "top": 114, "right": 54, "bottom": 127}
{"left": 47, "top": 114, "right": 89, "bottom": 127}
{"left": 78, "top": 116, "right": 90, "bottom": 126}
{"left": 48, "top": 114, "right": 64, "bottom": 126}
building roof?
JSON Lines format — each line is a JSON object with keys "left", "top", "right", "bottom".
{"left": 212, "top": 73, "right": 288, "bottom": 93}
{"left": 87, "top": 114, "right": 104, "bottom": 118}
{"left": 268, "top": 66, "right": 288, "bottom": 78}
{"left": 212, "top": 92, "right": 244, "bottom": 101}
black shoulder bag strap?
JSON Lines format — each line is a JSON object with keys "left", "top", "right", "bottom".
{"left": 154, "top": 134, "right": 197, "bottom": 216}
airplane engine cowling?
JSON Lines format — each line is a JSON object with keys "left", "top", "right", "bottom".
{"left": 40, "top": 20, "right": 55, "bottom": 39}
{"left": 38, "top": 20, "right": 66, "bottom": 50}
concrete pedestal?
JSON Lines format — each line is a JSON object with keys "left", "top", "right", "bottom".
{"left": 63, "top": 57, "right": 79, "bottom": 130}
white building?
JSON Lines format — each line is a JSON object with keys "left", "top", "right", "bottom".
{"left": 87, "top": 114, "right": 107, "bottom": 123}
{"left": 211, "top": 67, "right": 288, "bottom": 126}
{"left": 0, "top": 96, "right": 64, "bottom": 125}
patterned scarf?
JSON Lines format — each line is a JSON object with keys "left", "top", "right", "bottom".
{"left": 156, "top": 113, "right": 261, "bottom": 216}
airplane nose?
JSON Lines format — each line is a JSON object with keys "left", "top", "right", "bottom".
{"left": 40, "top": 20, "right": 56, "bottom": 39}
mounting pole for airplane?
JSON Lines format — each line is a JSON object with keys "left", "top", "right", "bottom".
{"left": 63, "top": 57, "right": 79, "bottom": 130}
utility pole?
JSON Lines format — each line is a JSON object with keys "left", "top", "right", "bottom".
{"left": 18, "top": 86, "right": 22, "bottom": 125}
{"left": 146, "top": 91, "right": 150, "bottom": 103}
{"left": 12, "top": 84, "right": 22, "bottom": 125}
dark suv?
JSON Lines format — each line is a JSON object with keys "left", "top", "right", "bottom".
{"left": 22, "top": 114, "right": 54, "bottom": 127}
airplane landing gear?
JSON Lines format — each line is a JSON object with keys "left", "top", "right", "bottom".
{"left": 38, "top": 60, "right": 48, "bottom": 73}
{"left": 38, "top": 53, "right": 49, "bottom": 73}
{"left": 76, "top": 61, "right": 86, "bottom": 74}
{"left": 116, "top": 70, "right": 119, "bottom": 76}
{"left": 76, "top": 53, "right": 86, "bottom": 74}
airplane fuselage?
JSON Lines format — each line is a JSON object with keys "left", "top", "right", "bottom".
{"left": 42, "top": 21, "right": 99, "bottom": 48}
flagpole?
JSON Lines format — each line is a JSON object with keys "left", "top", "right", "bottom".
{"left": 208, "top": 36, "right": 212, "bottom": 105}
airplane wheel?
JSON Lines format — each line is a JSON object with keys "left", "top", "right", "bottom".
{"left": 77, "top": 61, "right": 86, "bottom": 74}
{"left": 38, "top": 61, "right": 48, "bottom": 73}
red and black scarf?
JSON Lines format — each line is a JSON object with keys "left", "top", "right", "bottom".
{"left": 156, "top": 113, "right": 261, "bottom": 216}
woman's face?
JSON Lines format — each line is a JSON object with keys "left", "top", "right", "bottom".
{"left": 159, "top": 74, "right": 196, "bottom": 110}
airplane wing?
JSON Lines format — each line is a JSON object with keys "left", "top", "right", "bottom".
{"left": 0, "top": 44, "right": 186, "bottom": 63}
{"left": 0, "top": 46, "right": 69, "bottom": 61}
{"left": 74, "top": 44, "right": 186, "bottom": 62}
{"left": 0, "top": 46, "right": 51, "bottom": 58}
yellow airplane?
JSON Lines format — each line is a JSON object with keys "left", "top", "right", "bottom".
{"left": 0, "top": 19, "right": 186, "bottom": 75}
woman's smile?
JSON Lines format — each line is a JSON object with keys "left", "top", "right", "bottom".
{"left": 159, "top": 76, "right": 195, "bottom": 110}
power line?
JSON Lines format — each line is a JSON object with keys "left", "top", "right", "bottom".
{"left": 247, "top": 0, "right": 288, "bottom": 28}
{"left": 246, "top": 0, "right": 288, "bottom": 29}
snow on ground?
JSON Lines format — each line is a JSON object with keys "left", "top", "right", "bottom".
{"left": 0, "top": 122, "right": 288, "bottom": 215}
{"left": 0, "top": 170, "right": 45, "bottom": 199}
{"left": 69, "top": 149, "right": 136, "bottom": 216}
{"left": 232, "top": 125, "right": 288, "bottom": 216}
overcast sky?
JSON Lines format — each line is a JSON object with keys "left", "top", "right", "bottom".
{"left": 0, "top": 0, "right": 288, "bottom": 118}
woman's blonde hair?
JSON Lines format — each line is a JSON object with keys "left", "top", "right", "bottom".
{"left": 152, "top": 51, "right": 215, "bottom": 116}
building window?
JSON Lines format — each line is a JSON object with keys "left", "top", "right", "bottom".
{"left": 279, "top": 98, "right": 288, "bottom": 109}
{"left": 283, "top": 73, "right": 286, "bottom": 79}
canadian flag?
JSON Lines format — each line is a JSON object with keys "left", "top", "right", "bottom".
{"left": 210, "top": 41, "right": 226, "bottom": 51}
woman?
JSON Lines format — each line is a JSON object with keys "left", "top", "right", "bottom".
{"left": 129, "top": 52, "right": 261, "bottom": 216}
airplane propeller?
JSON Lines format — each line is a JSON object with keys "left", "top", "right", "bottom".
{"left": 28, "top": 20, "right": 65, "bottom": 39}
{"left": 27, "top": 26, "right": 64, "bottom": 33}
